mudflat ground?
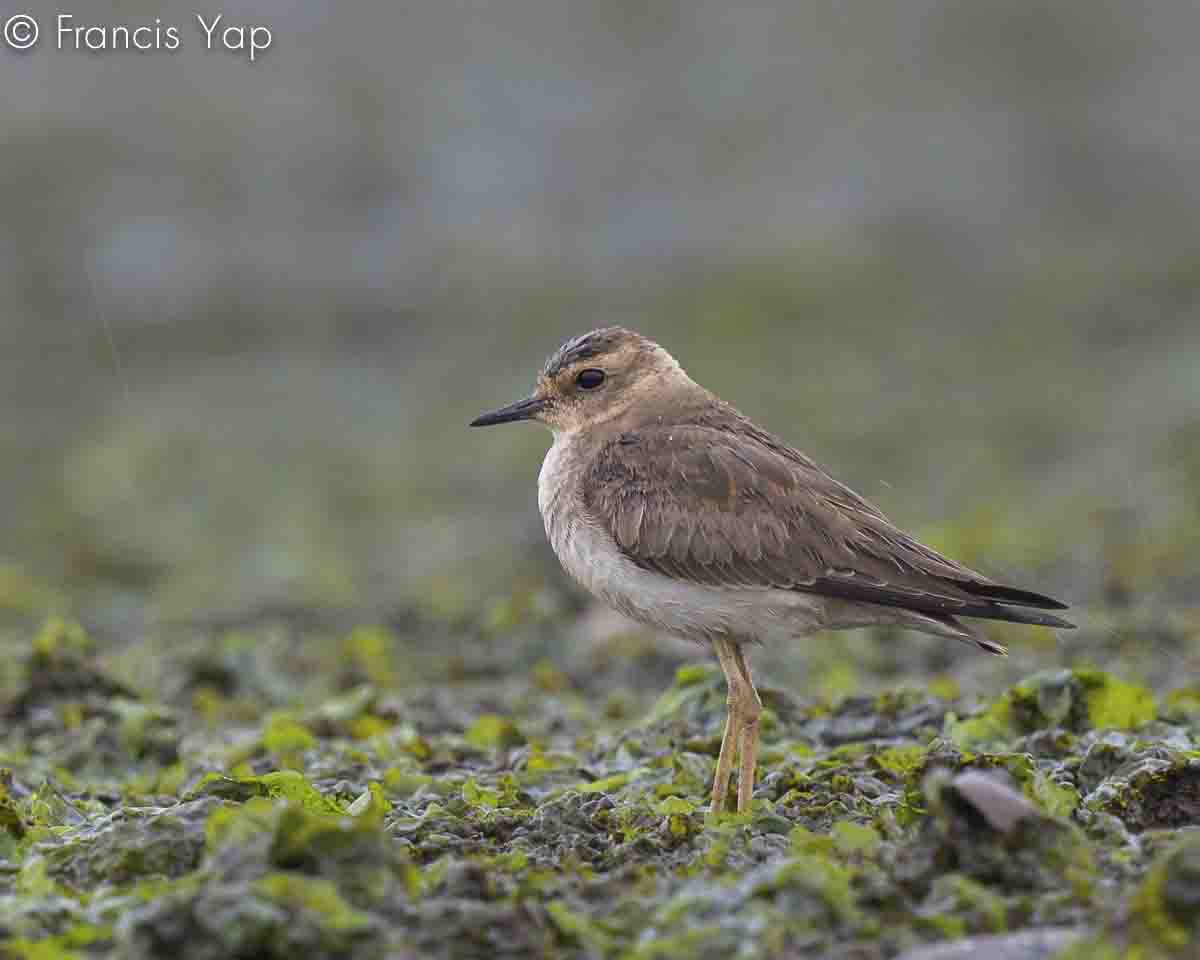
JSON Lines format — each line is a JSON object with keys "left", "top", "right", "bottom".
{"left": 1, "top": 575, "right": 1198, "bottom": 958}
{"left": 2, "top": 263, "right": 1199, "bottom": 958}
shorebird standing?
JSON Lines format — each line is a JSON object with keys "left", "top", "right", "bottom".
{"left": 470, "top": 327, "right": 1073, "bottom": 816}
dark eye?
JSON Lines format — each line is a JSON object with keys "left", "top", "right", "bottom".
{"left": 576, "top": 368, "right": 606, "bottom": 390}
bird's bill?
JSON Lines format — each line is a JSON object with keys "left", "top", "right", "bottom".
{"left": 469, "top": 395, "right": 546, "bottom": 427}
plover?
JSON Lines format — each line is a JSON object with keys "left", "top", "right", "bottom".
{"left": 471, "top": 327, "right": 1073, "bottom": 815}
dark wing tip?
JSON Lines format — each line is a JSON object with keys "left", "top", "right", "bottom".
{"left": 955, "top": 580, "right": 1076, "bottom": 629}
{"left": 960, "top": 581, "right": 1071, "bottom": 611}
{"left": 1016, "top": 610, "right": 1076, "bottom": 630}
{"left": 931, "top": 602, "right": 1075, "bottom": 631}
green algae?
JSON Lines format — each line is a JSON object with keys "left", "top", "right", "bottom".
{"left": 1, "top": 924, "right": 109, "bottom": 960}
{"left": 254, "top": 873, "right": 372, "bottom": 932}
{"left": 1130, "top": 841, "right": 1197, "bottom": 950}
{"left": 463, "top": 713, "right": 525, "bottom": 750}
{"left": 30, "top": 617, "right": 93, "bottom": 661}
{"left": 831, "top": 820, "right": 882, "bottom": 857}
{"left": 948, "top": 669, "right": 1156, "bottom": 748}
{"left": 1081, "top": 670, "right": 1158, "bottom": 731}
{"left": 1055, "top": 836, "right": 1200, "bottom": 958}
{"left": 872, "top": 744, "right": 929, "bottom": 781}
{"left": 0, "top": 773, "right": 28, "bottom": 841}
{"left": 193, "top": 771, "right": 346, "bottom": 815}
{"left": 642, "top": 664, "right": 723, "bottom": 727}
{"left": 1029, "top": 771, "right": 1079, "bottom": 819}
{"left": 578, "top": 772, "right": 637, "bottom": 795}
{"left": 259, "top": 712, "right": 319, "bottom": 769}
{"left": 462, "top": 775, "right": 524, "bottom": 811}
{"left": 1, "top": 585, "right": 1198, "bottom": 957}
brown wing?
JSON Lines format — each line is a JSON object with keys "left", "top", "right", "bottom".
{"left": 582, "top": 424, "right": 1073, "bottom": 629}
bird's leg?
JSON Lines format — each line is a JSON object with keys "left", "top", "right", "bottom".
{"left": 710, "top": 700, "right": 739, "bottom": 815}
{"left": 733, "top": 645, "right": 762, "bottom": 814}
{"left": 710, "top": 637, "right": 743, "bottom": 816}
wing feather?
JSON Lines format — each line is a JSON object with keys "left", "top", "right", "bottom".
{"left": 615, "top": 496, "right": 644, "bottom": 550}
{"left": 581, "top": 422, "right": 1073, "bottom": 629}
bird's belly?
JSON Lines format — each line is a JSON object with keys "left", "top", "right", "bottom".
{"left": 541, "top": 496, "right": 828, "bottom": 645}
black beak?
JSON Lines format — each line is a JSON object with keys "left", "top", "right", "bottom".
{"left": 469, "top": 395, "right": 546, "bottom": 427}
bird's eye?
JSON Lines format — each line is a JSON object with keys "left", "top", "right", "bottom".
{"left": 576, "top": 368, "right": 606, "bottom": 390}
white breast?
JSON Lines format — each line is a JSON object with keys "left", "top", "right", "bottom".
{"left": 537, "top": 433, "right": 831, "bottom": 645}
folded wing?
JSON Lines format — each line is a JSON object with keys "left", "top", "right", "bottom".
{"left": 582, "top": 423, "right": 1074, "bottom": 631}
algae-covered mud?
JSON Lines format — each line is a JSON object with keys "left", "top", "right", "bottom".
{"left": 2, "top": 585, "right": 1199, "bottom": 957}
{"left": 2, "top": 247, "right": 1197, "bottom": 957}
{"left": 3, "top": 243, "right": 1199, "bottom": 960}
{"left": 3, "top": 273, "right": 1199, "bottom": 956}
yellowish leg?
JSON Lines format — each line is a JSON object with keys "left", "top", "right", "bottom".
{"left": 710, "top": 638, "right": 743, "bottom": 816}
{"left": 733, "top": 645, "right": 762, "bottom": 814}
{"left": 710, "top": 699, "right": 739, "bottom": 815}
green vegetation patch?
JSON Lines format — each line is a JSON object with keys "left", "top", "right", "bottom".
{"left": 948, "top": 668, "right": 1156, "bottom": 747}
{"left": 0, "top": 588, "right": 1197, "bottom": 957}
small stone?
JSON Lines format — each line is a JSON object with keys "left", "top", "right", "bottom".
{"left": 943, "top": 770, "right": 1039, "bottom": 834}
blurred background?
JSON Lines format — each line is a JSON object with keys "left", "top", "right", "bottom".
{"left": 2, "top": 0, "right": 1199, "bottom": 694}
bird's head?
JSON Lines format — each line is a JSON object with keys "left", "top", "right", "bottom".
{"left": 470, "top": 326, "right": 690, "bottom": 435}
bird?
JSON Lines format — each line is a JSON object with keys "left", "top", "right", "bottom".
{"left": 470, "top": 327, "right": 1074, "bottom": 816}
